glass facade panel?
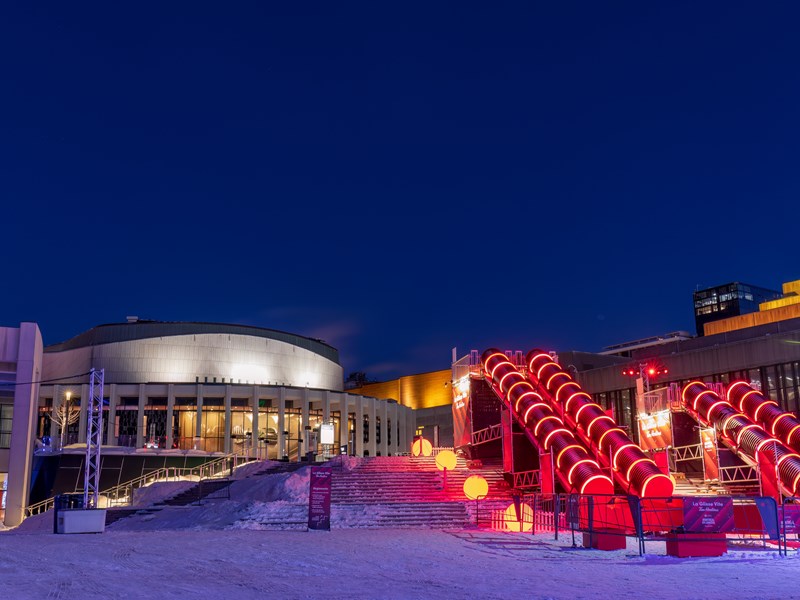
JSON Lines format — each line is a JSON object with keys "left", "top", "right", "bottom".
{"left": 200, "top": 408, "right": 225, "bottom": 453}
{"left": 0, "top": 404, "right": 12, "bottom": 449}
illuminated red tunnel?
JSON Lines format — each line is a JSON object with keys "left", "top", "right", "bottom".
{"left": 727, "top": 381, "right": 800, "bottom": 453}
{"left": 526, "top": 350, "right": 674, "bottom": 498}
{"left": 682, "top": 381, "right": 800, "bottom": 495}
{"left": 482, "top": 349, "right": 614, "bottom": 495}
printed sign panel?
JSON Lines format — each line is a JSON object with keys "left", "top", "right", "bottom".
{"left": 637, "top": 410, "right": 672, "bottom": 451}
{"left": 320, "top": 423, "right": 335, "bottom": 445}
{"left": 452, "top": 381, "right": 472, "bottom": 449}
{"left": 700, "top": 428, "right": 719, "bottom": 481}
{"left": 781, "top": 504, "right": 800, "bottom": 535}
{"left": 683, "top": 497, "right": 734, "bottom": 533}
{"left": 308, "top": 466, "right": 332, "bottom": 530}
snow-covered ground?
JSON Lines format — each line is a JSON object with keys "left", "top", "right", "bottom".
{"left": 2, "top": 460, "right": 799, "bottom": 600}
{"left": 1, "top": 528, "right": 797, "bottom": 600}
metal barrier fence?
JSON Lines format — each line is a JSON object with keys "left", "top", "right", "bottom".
{"left": 487, "top": 492, "right": 794, "bottom": 556}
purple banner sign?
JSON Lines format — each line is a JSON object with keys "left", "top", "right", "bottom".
{"left": 308, "top": 466, "right": 332, "bottom": 531}
{"left": 683, "top": 497, "right": 734, "bottom": 533}
{"left": 781, "top": 504, "right": 800, "bottom": 535}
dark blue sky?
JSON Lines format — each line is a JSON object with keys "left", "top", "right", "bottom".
{"left": 2, "top": 3, "right": 798, "bottom": 380}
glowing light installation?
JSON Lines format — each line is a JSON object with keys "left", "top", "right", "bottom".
{"left": 727, "top": 381, "right": 800, "bottom": 453}
{"left": 482, "top": 349, "right": 613, "bottom": 495}
{"left": 463, "top": 474, "right": 489, "bottom": 500}
{"left": 412, "top": 437, "right": 433, "bottom": 457}
{"left": 526, "top": 350, "right": 673, "bottom": 498}
{"left": 682, "top": 381, "right": 800, "bottom": 495}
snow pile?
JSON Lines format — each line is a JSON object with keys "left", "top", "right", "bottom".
{"left": 337, "top": 455, "right": 362, "bottom": 471}
{"left": 228, "top": 501, "right": 307, "bottom": 530}
{"left": 132, "top": 481, "right": 196, "bottom": 507}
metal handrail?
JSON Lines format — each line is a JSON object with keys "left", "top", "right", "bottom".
{"left": 25, "top": 452, "right": 245, "bottom": 517}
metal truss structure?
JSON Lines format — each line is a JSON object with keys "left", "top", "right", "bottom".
{"left": 83, "top": 368, "right": 104, "bottom": 509}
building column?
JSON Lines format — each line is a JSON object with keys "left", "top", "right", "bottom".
{"left": 390, "top": 401, "right": 400, "bottom": 455}
{"left": 406, "top": 407, "right": 416, "bottom": 449}
{"left": 323, "top": 391, "right": 331, "bottom": 423}
{"left": 108, "top": 384, "right": 119, "bottom": 446}
{"left": 354, "top": 395, "right": 364, "bottom": 457}
{"left": 224, "top": 385, "right": 232, "bottom": 454}
{"left": 251, "top": 385, "right": 259, "bottom": 459}
{"left": 398, "top": 404, "right": 407, "bottom": 454}
{"left": 165, "top": 384, "right": 174, "bottom": 450}
{"left": 339, "top": 394, "right": 350, "bottom": 454}
{"left": 367, "top": 397, "right": 377, "bottom": 457}
{"left": 4, "top": 323, "right": 43, "bottom": 528}
{"left": 195, "top": 384, "right": 204, "bottom": 450}
{"left": 379, "top": 399, "right": 389, "bottom": 457}
{"left": 78, "top": 383, "right": 90, "bottom": 443}
{"left": 136, "top": 383, "right": 146, "bottom": 449}
{"left": 301, "top": 388, "right": 310, "bottom": 459}
{"left": 278, "top": 387, "right": 287, "bottom": 460}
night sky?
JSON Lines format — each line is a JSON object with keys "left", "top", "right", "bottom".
{"left": 2, "top": 3, "right": 798, "bottom": 380}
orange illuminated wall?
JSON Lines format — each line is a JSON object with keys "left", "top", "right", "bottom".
{"left": 348, "top": 369, "right": 451, "bottom": 410}
{"left": 705, "top": 279, "right": 800, "bottom": 336}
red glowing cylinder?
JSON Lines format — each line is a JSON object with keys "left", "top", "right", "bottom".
{"left": 682, "top": 381, "right": 800, "bottom": 495}
{"left": 526, "top": 350, "right": 674, "bottom": 498}
{"left": 727, "top": 381, "right": 800, "bottom": 451}
{"left": 482, "top": 349, "right": 613, "bottom": 495}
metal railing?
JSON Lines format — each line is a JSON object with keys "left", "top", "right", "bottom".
{"left": 489, "top": 492, "right": 793, "bottom": 556}
{"left": 471, "top": 424, "right": 503, "bottom": 445}
{"left": 512, "top": 470, "right": 541, "bottom": 490}
{"left": 25, "top": 452, "right": 246, "bottom": 517}
{"left": 719, "top": 464, "right": 759, "bottom": 484}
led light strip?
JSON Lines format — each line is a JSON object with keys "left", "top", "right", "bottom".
{"left": 612, "top": 443, "right": 638, "bottom": 470}
{"left": 738, "top": 389, "right": 762, "bottom": 412}
{"left": 555, "top": 381, "right": 579, "bottom": 403}
{"left": 522, "top": 402, "right": 549, "bottom": 423}
{"left": 625, "top": 457, "right": 655, "bottom": 482}
{"left": 587, "top": 415, "right": 615, "bottom": 438}
{"left": 534, "top": 415, "right": 561, "bottom": 437}
{"left": 682, "top": 381, "right": 706, "bottom": 405}
{"left": 556, "top": 444, "right": 583, "bottom": 469}
{"left": 568, "top": 459, "right": 598, "bottom": 484}
{"left": 543, "top": 427, "right": 572, "bottom": 450}
{"left": 598, "top": 427, "right": 624, "bottom": 453}
{"left": 565, "top": 391, "right": 592, "bottom": 413}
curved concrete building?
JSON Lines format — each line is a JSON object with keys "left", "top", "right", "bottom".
{"left": 43, "top": 321, "right": 343, "bottom": 391}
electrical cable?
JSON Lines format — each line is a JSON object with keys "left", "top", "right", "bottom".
{"left": 0, "top": 371, "right": 94, "bottom": 387}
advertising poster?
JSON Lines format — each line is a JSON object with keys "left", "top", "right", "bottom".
{"left": 452, "top": 381, "right": 472, "bottom": 449}
{"left": 781, "top": 504, "right": 800, "bottom": 535}
{"left": 308, "top": 466, "right": 332, "bottom": 531}
{"left": 700, "top": 428, "right": 719, "bottom": 481}
{"left": 683, "top": 497, "right": 734, "bottom": 533}
{"left": 637, "top": 411, "right": 672, "bottom": 451}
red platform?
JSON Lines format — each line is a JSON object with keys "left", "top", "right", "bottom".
{"left": 583, "top": 530, "right": 627, "bottom": 551}
{"left": 665, "top": 533, "right": 727, "bottom": 557}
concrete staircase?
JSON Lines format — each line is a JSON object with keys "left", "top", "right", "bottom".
{"left": 330, "top": 455, "right": 513, "bottom": 528}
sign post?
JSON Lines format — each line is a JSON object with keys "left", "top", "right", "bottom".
{"left": 308, "top": 466, "right": 332, "bottom": 531}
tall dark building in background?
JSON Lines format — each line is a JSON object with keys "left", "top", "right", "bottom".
{"left": 693, "top": 282, "right": 781, "bottom": 336}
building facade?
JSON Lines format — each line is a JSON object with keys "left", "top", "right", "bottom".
{"left": 565, "top": 316, "right": 800, "bottom": 442}
{"left": 693, "top": 281, "right": 781, "bottom": 336}
{"left": 347, "top": 368, "right": 453, "bottom": 446}
{"left": 2, "top": 320, "right": 414, "bottom": 527}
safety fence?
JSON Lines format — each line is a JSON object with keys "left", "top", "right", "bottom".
{"left": 485, "top": 492, "right": 800, "bottom": 556}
